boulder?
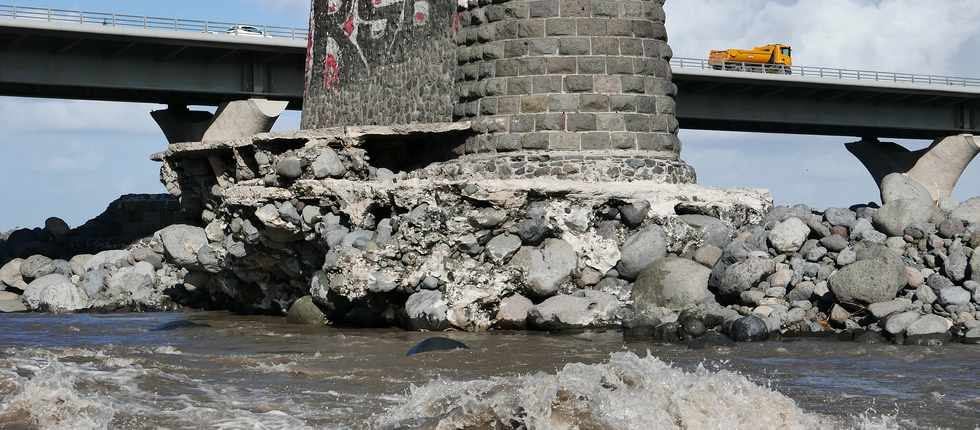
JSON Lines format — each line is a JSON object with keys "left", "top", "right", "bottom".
{"left": 311, "top": 148, "right": 347, "bottom": 178}
{"left": 286, "top": 296, "right": 327, "bottom": 325}
{"left": 768, "top": 217, "right": 810, "bottom": 253}
{"left": 633, "top": 257, "right": 710, "bottom": 312}
{"left": 618, "top": 201, "right": 650, "bottom": 228}
{"left": 469, "top": 208, "right": 508, "bottom": 229}
{"left": 972, "top": 248, "right": 980, "bottom": 283}
{"left": 882, "top": 311, "right": 922, "bottom": 335}
{"left": 495, "top": 294, "right": 533, "bottom": 329}
{"left": 22, "top": 274, "right": 88, "bottom": 313}
{"left": 915, "top": 285, "right": 937, "bottom": 304}
{"left": 944, "top": 245, "right": 969, "bottom": 282}
{"left": 824, "top": 208, "right": 856, "bottom": 227}
{"left": 485, "top": 233, "right": 522, "bottom": 262}
{"left": 404, "top": 290, "right": 449, "bottom": 331}
{"left": 98, "top": 262, "right": 158, "bottom": 308}
{"left": 937, "top": 218, "right": 965, "bottom": 239}
{"left": 728, "top": 315, "right": 768, "bottom": 342}
{"left": 950, "top": 197, "right": 980, "bottom": 225}
{"left": 905, "top": 314, "right": 951, "bottom": 336}
{"left": 69, "top": 254, "right": 93, "bottom": 276}
{"left": 868, "top": 298, "right": 912, "bottom": 319}
{"left": 829, "top": 249, "right": 907, "bottom": 304}
{"left": 880, "top": 173, "right": 932, "bottom": 204}
{"left": 693, "top": 245, "right": 722, "bottom": 268}
{"left": 872, "top": 199, "right": 934, "bottom": 237}
{"left": 679, "top": 215, "right": 732, "bottom": 248}
{"left": 84, "top": 250, "right": 132, "bottom": 272}
{"left": 0, "top": 258, "right": 28, "bottom": 291}
{"left": 0, "top": 298, "right": 27, "bottom": 313}
{"left": 276, "top": 156, "right": 303, "bottom": 179}
{"left": 615, "top": 225, "right": 667, "bottom": 280}
{"left": 19, "top": 255, "right": 54, "bottom": 281}
{"left": 511, "top": 239, "right": 577, "bottom": 297}
{"left": 819, "top": 235, "right": 848, "bottom": 252}
{"left": 718, "top": 257, "right": 774, "bottom": 296}
{"left": 528, "top": 291, "right": 620, "bottom": 330}
{"left": 938, "top": 287, "right": 971, "bottom": 306}
{"left": 156, "top": 225, "right": 208, "bottom": 267}
{"left": 43, "top": 217, "right": 70, "bottom": 237}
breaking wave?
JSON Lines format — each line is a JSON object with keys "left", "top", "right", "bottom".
{"left": 375, "top": 351, "right": 900, "bottom": 430}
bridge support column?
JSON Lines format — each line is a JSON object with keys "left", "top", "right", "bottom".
{"left": 846, "top": 134, "right": 980, "bottom": 201}
{"left": 151, "top": 99, "right": 289, "bottom": 144}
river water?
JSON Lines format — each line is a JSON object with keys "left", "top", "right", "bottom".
{"left": 0, "top": 312, "right": 976, "bottom": 429}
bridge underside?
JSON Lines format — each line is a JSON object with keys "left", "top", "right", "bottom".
{"left": 0, "top": 20, "right": 305, "bottom": 109}
{"left": 674, "top": 71, "right": 980, "bottom": 140}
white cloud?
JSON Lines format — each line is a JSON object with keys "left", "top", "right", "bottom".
{"left": 0, "top": 97, "right": 160, "bottom": 135}
{"left": 666, "top": 0, "right": 980, "bottom": 75}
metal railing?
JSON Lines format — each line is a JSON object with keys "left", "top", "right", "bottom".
{"left": 0, "top": 4, "right": 308, "bottom": 39}
{"left": 671, "top": 57, "right": 980, "bottom": 88}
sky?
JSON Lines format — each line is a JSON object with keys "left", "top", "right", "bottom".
{"left": 1, "top": 0, "right": 979, "bottom": 230}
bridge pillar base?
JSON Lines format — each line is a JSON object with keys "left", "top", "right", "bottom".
{"left": 152, "top": 99, "right": 289, "bottom": 144}
{"left": 846, "top": 134, "right": 980, "bottom": 201}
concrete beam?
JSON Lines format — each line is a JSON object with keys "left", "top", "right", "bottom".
{"left": 152, "top": 98, "right": 289, "bottom": 144}
{"left": 846, "top": 134, "right": 980, "bottom": 201}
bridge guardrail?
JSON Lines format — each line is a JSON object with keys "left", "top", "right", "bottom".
{"left": 671, "top": 57, "right": 980, "bottom": 88}
{"left": 0, "top": 4, "right": 307, "bottom": 39}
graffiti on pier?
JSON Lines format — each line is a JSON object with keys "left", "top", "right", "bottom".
{"left": 307, "top": 0, "right": 453, "bottom": 91}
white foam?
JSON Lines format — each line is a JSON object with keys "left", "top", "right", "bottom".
{"left": 375, "top": 351, "right": 900, "bottom": 430}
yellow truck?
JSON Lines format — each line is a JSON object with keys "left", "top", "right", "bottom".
{"left": 709, "top": 44, "right": 793, "bottom": 74}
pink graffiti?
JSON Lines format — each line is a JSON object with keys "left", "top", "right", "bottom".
{"left": 324, "top": 53, "right": 340, "bottom": 89}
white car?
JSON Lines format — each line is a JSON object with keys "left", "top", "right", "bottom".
{"left": 226, "top": 25, "right": 264, "bottom": 37}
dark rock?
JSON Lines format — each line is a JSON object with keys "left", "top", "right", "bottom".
{"left": 287, "top": 296, "right": 327, "bottom": 325}
{"left": 727, "top": 315, "right": 769, "bottom": 342}
{"left": 618, "top": 201, "right": 650, "bottom": 228}
{"left": 406, "top": 337, "right": 469, "bottom": 356}
{"left": 276, "top": 156, "right": 303, "bottom": 179}
{"left": 150, "top": 319, "right": 211, "bottom": 331}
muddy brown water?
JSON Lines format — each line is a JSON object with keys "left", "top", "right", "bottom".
{"left": 0, "top": 312, "right": 976, "bottom": 429}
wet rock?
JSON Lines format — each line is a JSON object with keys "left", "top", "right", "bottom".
{"left": 528, "top": 290, "right": 620, "bottom": 330}
{"left": 906, "top": 314, "right": 951, "bottom": 336}
{"left": 718, "top": 257, "right": 774, "bottom": 296}
{"left": 873, "top": 199, "right": 934, "bottom": 237}
{"left": 618, "top": 201, "right": 650, "bottom": 228}
{"left": 312, "top": 148, "right": 347, "bottom": 178}
{"left": 511, "top": 239, "right": 577, "bottom": 297}
{"left": 828, "top": 249, "right": 906, "bottom": 304}
{"left": 727, "top": 315, "right": 768, "bottom": 342}
{"left": 20, "top": 255, "right": 54, "bottom": 281}
{"left": 633, "top": 257, "right": 710, "bottom": 311}
{"left": 406, "top": 337, "right": 468, "bottom": 356}
{"left": 496, "top": 294, "right": 533, "bottom": 329}
{"left": 23, "top": 274, "right": 88, "bottom": 313}
{"left": 485, "top": 233, "right": 522, "bottom": 262}
{"left": 615, "top": 225, "right": 667, "bottom": 280}
{"left": 404, "top": 290, "right": 449, "bottom": 331}
{"left": 0, "top": 258, "right": 28, "bottom": 291}
{"left": 276, "top": 156, "right": 303, "bottom": 179}
{"left": 286, "top": 296, "right": 327, "bottom": 325}
{"left": 0, "top": 297, "right": 27, "bottom": 313}
{"left": 880, "top": 173, "right": 932, "bottom": 204}
{"left": 882, "top": 311, "right": 922, "bottom": 335}
{"left": 769, "top": 218, "right": 810, "bottom": 253}
{"left": 156, "top": 225, "right": 208, "bottom": 267}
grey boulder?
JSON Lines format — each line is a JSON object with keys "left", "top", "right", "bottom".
{"left": 23, "top": 274, "right": 89, "bottom": 313}
{"left": 872, "top": 199, "right": 934, "bottom": 237}
{"left": 311, "top": 148, "right": 347, "bottom": 178}
{"left": 156, "top": 225, "right": 208, "bottom": 267}
{"left": 950, "top": 197, "right": 980, "bottom": 225}
{"left": 880, "top": 173, "right": 932, "bottom": 204}
{"left": 679, "top": 215, "right": 732, "bottom": 248}
{"left": 528, "top": 290, "right": 620, "bottom": 330}
{"left": 485, "top": 233, "right": 522, "bottom": 263}
{"left": 511, "top": 239, "right": 577, "bottom": 297}
{"left": 829, "top": 249, "right": 907, "bottom": 304}
{"left": 769, "top": 217, "right": 810, "bottom": 253}
{"left": 495, "top": 294, "right": 533, "bottom": 330}
{"left": 905, "top": 314, "right": 950, "bottom": 336}
{"left": 633, "top": 257, "right": 710, "bottom": 312}
{"left": 404, "top": 290, "right": 449, "bottom": 331}
{"left": 20, "top": 255, "right": 54, "bottom": 281}
{"left": 0, "top": 258, "right": 28, "bottom": 291}
{"left": 286, "top": 296, "right": 327, "bottom": 325}
{"left": 616, "top": 225, "right": 667, "bottom": 280}
{"left": 718, "top": 257, "right": 774, "bottom": 296}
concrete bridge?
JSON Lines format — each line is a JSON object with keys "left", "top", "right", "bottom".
{"left": 4, "top": 5, "right": 980, "bottom": 141}
{"left": 1, "top": 4, "right": 978, "bottom": 199}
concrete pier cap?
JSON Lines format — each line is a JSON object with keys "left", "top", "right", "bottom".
{"left": 301, "top": 0, "right": 696, "bottom": 183}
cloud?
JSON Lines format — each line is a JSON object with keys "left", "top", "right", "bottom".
{"left": 0, "top": 97, "right": 160, "bottom": 135}
{"left": 665, "top": 0, "right": 980, "bottom": 74}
